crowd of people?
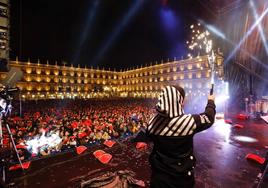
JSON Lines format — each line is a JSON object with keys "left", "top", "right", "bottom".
{"left": 2, "top": 99, "right": 156, "bottom": 161}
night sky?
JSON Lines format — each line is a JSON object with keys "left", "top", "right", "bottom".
{"left": 10, "top": 0, "right": 215, "bottom": 70}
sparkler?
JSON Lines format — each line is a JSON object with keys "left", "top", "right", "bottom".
{"left": 187, "top": 23, "right": 215, "bottom": 94}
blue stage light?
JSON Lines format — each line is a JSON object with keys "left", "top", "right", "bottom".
{"left": 72, "top": 0, "right": 100, "bottom": 64}
{"left": 160, "top": 8, "right": 177, "bottom": 31}
{"left": 91, "top": 0, "right": 144, "bottom": 67}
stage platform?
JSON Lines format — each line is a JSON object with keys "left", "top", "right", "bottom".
{"left": 6, "top": 116, "right": 268, "bottom": 188}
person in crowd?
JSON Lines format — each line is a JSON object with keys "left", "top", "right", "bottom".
{"left": 5, "top": 99, "right": 155, "bottom": 158}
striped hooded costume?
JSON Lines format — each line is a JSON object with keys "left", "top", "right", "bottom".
{"left": 147, "top": 85, "right": 216, "bottom": 188}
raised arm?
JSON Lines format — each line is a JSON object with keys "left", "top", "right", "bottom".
{"left": 192, "top": 95, "right": 216, "bottom": 133}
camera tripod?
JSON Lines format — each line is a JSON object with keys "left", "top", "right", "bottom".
{"left": 0, "top": 96, "right": 24, "bottom": 183}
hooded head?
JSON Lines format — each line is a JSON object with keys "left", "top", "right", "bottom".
{"left": 156, "top": 85, "right": 185, "bottom": 118}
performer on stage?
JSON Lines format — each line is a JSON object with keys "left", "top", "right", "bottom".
{"left": 147, "top": 85, "right": 216, "bottom": 188}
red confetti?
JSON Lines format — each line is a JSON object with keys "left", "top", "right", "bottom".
{"left": 236, "top": 114, "right": 248, "bottom": 120}
{"left": 71, "top": 121, "right": 79, "bottom": 129}
{"left": 136, "top": 142, "right": 147, "bottom": 150}
{"left": 135, "top": 180, "right": 146, "bottom": 187}
{"left": 246, "top": 153, "right": 265, "bottom": 164}
{"left": 98, "top": 153, "right": 112, "bottom": 164}
{"left": 76, "top": 146, "right": 87, "bottom": 155}
{"left": 16, "top": 144, "right": 27, "bottom": 149}
{"left": 78, "top": 132, "right": 87, "bottom": 139}
{"left": 233, "top": 124, "right": 244, "bottom": 129}
{"left": 9, "top": 161, "right": 31, "bottom": 171}
{"left": 103, "top": 140, "right": 116, "bottom": 148}
{"left": 93, "top": 150, "right": 106, "bottom": 159}
{"left": 224, "top": 119, "right": 233, "bottom": 124}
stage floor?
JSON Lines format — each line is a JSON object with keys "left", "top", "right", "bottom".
{"left": 7, "top": 116, "right": 268, "bottom": 188}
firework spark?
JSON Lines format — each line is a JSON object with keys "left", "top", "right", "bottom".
{"left": 187, "top": 23, "right": 213, "bottom": 57}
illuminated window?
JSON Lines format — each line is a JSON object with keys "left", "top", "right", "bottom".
{"left": 187, "top": 64, "right": 193, "bottom": 70}
{"left": 36, "top": 77, "right": 41, "bottom": 82}
{"left": 62, "top": 77, "right": 68, "bottom": 83}
{"left": 25, "top": 76, "right": 32, "bottom": 82}
{"left": 37, "top": 86, "right": 42, "bottom": 91}
{"left": 54, "top": 70, "right": 59, "bottom": 76}
{"left": 26, "top": 85, "right": 32, "bottom": 91}
{"left": 26, "top": 68, "right": 32, "bottom": 74}
{"left": 188, "top": 73, "right": 192, "bottom": 79}
{"left": 196, "top": 72, "right": 201, "bottom": 78}
{"left": 217, "top": 59, "right": 222, "bottom": 66}
{"left": 45, "top": 77, "right": 51, "bottom": 82}
{"left": 36, "top": 68, "right": 42, "bottom": 74}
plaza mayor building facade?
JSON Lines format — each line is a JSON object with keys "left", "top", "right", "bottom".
{"left": 0, "top": 54, "right": 224, "bottom": 100}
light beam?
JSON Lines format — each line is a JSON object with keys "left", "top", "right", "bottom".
{"left": 225, "top": 6, "right": 268, "bottom": 64}
{"left": 199, "top": 20, "right": 268, "bottom": 70}
{"left": 91, "top": 0, "right": 144, "bottom": 67}
{"left": 249, "top": 0, "right": 268, "bottom": 55}
{"left": 73, "top": 0, "right": 100, "bottom": 64}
